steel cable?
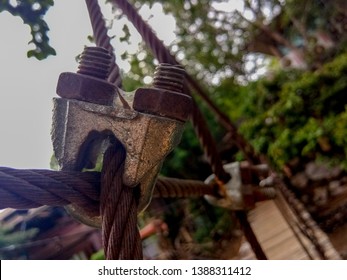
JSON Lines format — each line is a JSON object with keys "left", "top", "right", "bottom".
{"left": 0, "top": 167, "right": 218, "bottom": 212}
{"left": 0, "top": 166, "right": 333, "bottom": 258}
{"left": 0, "top": 167, "right": 100, "bottom": 216}
{"left": 100, "top": 139, "right": 142, "bottom": 259}
{"left": 190, "top": 101, "right": 231, "bottom": 183}
{"left": 85, "top": 0, "right": 122, "bottom": 87}
{"left": 276, "top": 182, "right": 329, "bottom": 259}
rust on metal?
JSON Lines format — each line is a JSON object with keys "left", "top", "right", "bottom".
{"left": 56, "top": 47, "right": 116, "bottom": 106}
{"left": 77, "top": 46, "right": 112, "bottom": 79}
{"left": 133, "top": 64, "right": 192, "bottom": 122}
{"left": 133, "top": 88, "right": 192, "bottom": 122}
{"left": 52, "top": 62, "right": 192, "bottom": 226}
{"left": 51, "top": 98, "right": 185, "bottom": 213}
{"left": 152, "top": 64, "right": 185, "bottom": 92}
{"left": 205, "top": 162, "right": 276, "bottom": 211}
{"left": 85, "top": 0, "right": 122, "bottom": 87}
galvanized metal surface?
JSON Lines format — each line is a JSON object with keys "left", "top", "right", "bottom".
{"left": 52, "top": 61, "right": 192, "bottom": 227}
{"left": 52, "top": 98, "right": 185, "bottom": 211}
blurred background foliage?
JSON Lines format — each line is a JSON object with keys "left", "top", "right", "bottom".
{"left": 2, "top": 0, "right": 347, "bottom": 259}
{"left": 239, "top": 53, "right": 347, "bottom": 170}
{"left": 117, "top": 0, "right": 347, "bottom": 179}
{"left": 0, "top": 221, "right": 38, "bottom": 259}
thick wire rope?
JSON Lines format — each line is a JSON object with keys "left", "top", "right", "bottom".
{"left": 85, "top": 0, "right": 122, "bottom": 87}
{"left": 0, "top": 167, "right": 100, "bottom": 216}
{"left": 85, "top": 0, "right": 140, "bottom": 259}
{"left": 275, "top": 182, "right": 330, "bottom": 259}
{"left": 0, "top": 168, "right": 218, "bottom": 211}
{"left": 100, "top": 139, "right": 142, "bottom": 259}
{"left": 0, "top": 165, "right": 336, "bottom": 258}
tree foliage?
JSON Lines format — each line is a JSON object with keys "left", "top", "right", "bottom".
{"left": 237, "top": 52, "right": 347, "bottom": 170}
{"left": 123, "top": 0, "right": 347, "bottom": 82}
{"left": 0, "top": 0, "right": 55, "bottom": 60}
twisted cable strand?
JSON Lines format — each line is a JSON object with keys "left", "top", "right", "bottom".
{"left": 0, "top": 166, "right": 334, "bottom": 258}
{"left": 0, "top": 167, "right": 217, "bottom": 211}
{"left": 85, "top": 0, "right": 122, "bottom": 87}
{"left": 100, "top": 140, "right": 142, "bottom": 259}
{"left": 111, "top": 0, "right": 173, "bottom": 63}
{"left": 0, "top": 167, "right": 100, "bottom": 216}
{"left": 190, "top": 101, "right": 231, "bottom": 182}
{"left": 276, "top": 182, "right": 329, "bottom": 259}
{"left": 186, "top": 77, "right": 260, "bottom": 164}
{"left": 235, "top": 211, "right": 267, "bottom": 260}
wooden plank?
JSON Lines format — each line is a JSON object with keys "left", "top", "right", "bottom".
{"left": 248, "top": 200, "right": 310, "bottom": 259}
{"left": 237, "top": 189, "right": 340, "bottom": 260}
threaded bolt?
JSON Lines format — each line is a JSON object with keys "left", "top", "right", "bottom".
{"left": 77, "top": 46, "right": 112, "bottom": 80}
{"left": 254, "top": 187, "right": 277, "bottom": 202}
{"left": 133, "top": 63, "right": 192, "bottom": 122}
{"left": 56, "top": 46, "right": 116, "bottom": 106}
{"left": 152, "top": 63, "right": 186, "bottom": 93}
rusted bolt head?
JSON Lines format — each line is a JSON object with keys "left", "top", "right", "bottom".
{"left": 133, "top": 87, "right": 192, "bottom": 122}
{"left": 56, "top": 72, "right": 116, "bottom": 106}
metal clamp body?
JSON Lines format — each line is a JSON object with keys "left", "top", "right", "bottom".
{"left": 52, "top": 55, "right": 191, "bottom": 227}
{"left": 52, "top": 96, "right": 186, "bottom": 226}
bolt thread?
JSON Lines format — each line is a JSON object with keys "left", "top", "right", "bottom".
{"left": 254, "top": 187, "right": 277, "bottom": 202}
{"left": 77, "top": 46, "right": 112, "bottom": 80}
{"left": 153, "top": 63, "right": 185, "bottom": 93}
{"left": 261, "top": 187, "right": 277, "bottom": 199}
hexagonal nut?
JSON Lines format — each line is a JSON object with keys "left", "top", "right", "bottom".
{"left": 133, "top": 87, "right": 192, "bottom": 122}
{"left": 56, "top": 72, "right": 116, "bottom": 106}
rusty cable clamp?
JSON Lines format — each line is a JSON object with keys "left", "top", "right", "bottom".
{"left": 205, "top": 162, "right": 277, "bottom": 210}
{"left": 51, "top": 46, "right": 192, "bottom": 227}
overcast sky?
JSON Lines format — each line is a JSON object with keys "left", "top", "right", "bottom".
{"left": 0, "top": 0, "right": 176, "bottom": 169}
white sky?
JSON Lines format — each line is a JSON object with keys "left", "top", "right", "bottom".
{"left": 0, "top": 0, "right": 176, "bottom": 169}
